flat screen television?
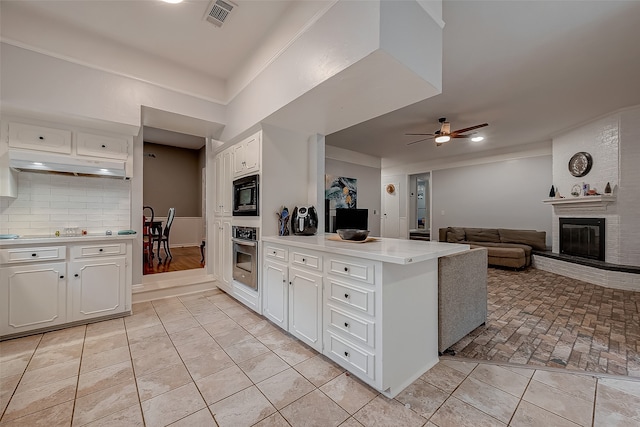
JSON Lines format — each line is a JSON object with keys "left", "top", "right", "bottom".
{"left": 335, "top": 208, "right": 368, "bottom": 231}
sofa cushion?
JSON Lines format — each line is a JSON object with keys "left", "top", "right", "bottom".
{"left": 464, "top": 228, "right": 501, "bottom": 243}
{"left": 499, "top": 229, "right": 547, "bottom": 250}
{"left": 446, "top": 227, "right": 466, "bottom": 243}
{"left": 466, "top": 241, "right": 533, "bottom": 257}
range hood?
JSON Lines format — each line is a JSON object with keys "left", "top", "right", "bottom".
{"left": 9, "top": 150, "right": 128, "bottom": 179}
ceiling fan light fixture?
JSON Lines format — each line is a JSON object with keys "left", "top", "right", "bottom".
{"left": 434, "top": 135, "right": 450, "bottom": 144}
{"left": 162, "top": 0, "right": 183, "bottom": 3}
{"left": 471, "top": 136, "right": 484, "bottom": 142}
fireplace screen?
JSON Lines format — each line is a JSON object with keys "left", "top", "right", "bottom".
{"left": 559, "top": 218, "right": 605, "bottom": 261}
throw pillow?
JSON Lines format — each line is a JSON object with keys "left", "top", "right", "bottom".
{"left": 464, "top": 228, "right": 501, "bottom": 243}
{"left": 446, "top": 227, "right": 466, "bottom": 242}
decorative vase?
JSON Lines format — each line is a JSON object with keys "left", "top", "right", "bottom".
{"left": 549, "top": 185, "right": 555, "bottom": 198}
{"left": 605, "top": 182, "right": 612, "bottom": 194}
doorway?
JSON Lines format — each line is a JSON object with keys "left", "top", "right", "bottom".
{"left": 409, "top": 172, "right": 431, "bottom": 241}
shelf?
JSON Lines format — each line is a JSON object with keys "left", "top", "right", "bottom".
{"left": 542, "top": 195, "right": 616, "bottom": 211}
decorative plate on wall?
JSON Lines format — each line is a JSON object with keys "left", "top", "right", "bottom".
{"left": 568, "top": 152, "right": 593, "bottom": 177}
{"left": 386, "top": 184, "right": 395, "bottom": 194}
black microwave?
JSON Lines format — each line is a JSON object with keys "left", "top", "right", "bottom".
{"left": 233, "top": 174, "right": 259, "bottom": 216}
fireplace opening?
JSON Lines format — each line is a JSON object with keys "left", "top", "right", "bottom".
{"left": 559, "top": 217, "right": 605, "bottom": 261}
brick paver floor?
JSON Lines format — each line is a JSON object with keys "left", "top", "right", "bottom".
{"left": 450, "top": 267, "right": 640, "bottom": 377}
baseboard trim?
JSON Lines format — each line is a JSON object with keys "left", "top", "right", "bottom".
{"left": 133, "top": 271, "right": 217, "bottom": 303}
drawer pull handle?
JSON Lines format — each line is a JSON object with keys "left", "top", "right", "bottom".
{"left": 344, "top": 267, "right": 349, "bottom": 272}
{"left": 38, "top": 136, "right": 44, "bottom": 140}
{"left": 344, "top": 351, "right": 350, "bottom": 357}
{"left": 273, "top": 251, "right": 277, "bottom": 255}
{"left": 60, "top": 275, "right": 64, "bottom": 279}
{"left": 344, "top": 293, "right": 350, "bottom": 299}
{"left": 344, "top": 322, "right": 349, "bottom": 328}
{"left": 99, "top": 248, "right": 104, "bottom": 252}
{"left": 302, "top": 258, "right": 306, "bottom": 262}
{"left": 101, "top": 144, "right": 106, "bottom": 148}
{"left": 32, "top": 253, "right": 37, "bottom": 257}
{"left": 74, "top": 274, "right": 79, "bottom": 278}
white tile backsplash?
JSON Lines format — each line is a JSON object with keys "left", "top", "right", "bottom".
{"left": 0, "top": 172, "right": 130, "bottom": 236}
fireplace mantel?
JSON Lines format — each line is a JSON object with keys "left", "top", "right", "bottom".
{"left": 542, "top": 195, "right": 616, "bottom": 211}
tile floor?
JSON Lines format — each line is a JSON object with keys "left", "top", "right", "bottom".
{"left": 1, "top": 287, "right": 640, "bottom": 426}
{"left": 450, "top": 268, "right": 640, "bottom": 377}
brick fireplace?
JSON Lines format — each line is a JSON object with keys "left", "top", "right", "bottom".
{"left": 559, "top": 217, "right": 605, "bottom": 261}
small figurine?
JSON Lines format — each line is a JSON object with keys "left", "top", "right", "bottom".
{"left": 549, "top": 185, "right": 555, "bottom": 198}
{"left": 605, "top": 182, "right": 612, "bottom": 194}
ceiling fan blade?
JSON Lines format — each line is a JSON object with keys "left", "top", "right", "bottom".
{"left": 451, "top": 134, "right": 471, "bottom": 139}
{"left": 406, "top": 136, "right": 435, "bottom": 146}
{"left": 450, "top": 123, "right": 488, "bottom": 135}
{"left": 405, "top": 133, "right": 436, "bottom": 136}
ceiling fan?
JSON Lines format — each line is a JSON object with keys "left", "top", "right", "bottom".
{"left": 406, "top": 117, "right": 488, "bottom": 146}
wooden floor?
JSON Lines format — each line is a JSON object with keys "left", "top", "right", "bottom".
{"left": 143, "top": 245, "right": 204, "bottom": 275}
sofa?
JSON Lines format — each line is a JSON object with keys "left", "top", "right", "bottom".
{"left": 438, "top": 227, "right": 547, "bottom": 269}
{"left": 438, "top": 247, "right": 488, "bottom": 353}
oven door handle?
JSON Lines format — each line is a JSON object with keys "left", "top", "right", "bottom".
{"left": 232, "top": 239, "right": 257, "bottom": 247}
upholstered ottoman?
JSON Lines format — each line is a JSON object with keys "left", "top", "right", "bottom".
{"left": 471, "top": 244, "right": 527, "bottom": 269}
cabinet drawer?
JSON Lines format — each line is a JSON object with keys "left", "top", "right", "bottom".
{"left": 71, "top": 243, "right": 125, "bottom": 258}
{"left": 326, "top": 333, "right": 375, "bottom": 381}
{"left": 291, "top": 251, "right": 322, "bottom": 271}
{"left": 0, "top": 246, "right": 66, "bottom": 264}
{"left": 264, "top": 245, "right": 288, "bottom": 262}
{"left": 327, "top": 257, "right": 375, "bottom": 284}
{"left": 327, "top": 305, "right": 375, "bottom": 348}
{"left": 8, "top": 122, "right": 72, "bottom": 154}
{"left": 76, "top": 133, "right": 129, "bottom": 160}
{"left": 326, "top": 278, "right": 375, "bottom": 316}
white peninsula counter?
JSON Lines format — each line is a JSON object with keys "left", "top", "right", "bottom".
{"left": 260, "top": 234, "right": 469, "bottom": 398}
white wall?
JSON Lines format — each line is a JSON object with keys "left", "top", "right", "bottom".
{"left": 619, "top": 107, "right": 640, "bottom": 265}
{"left": 431, "top": 156, "right": 553, "bottom": 245}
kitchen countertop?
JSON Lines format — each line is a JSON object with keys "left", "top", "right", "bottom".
{"left": 261, "top": 234, "right": 469, "bottom": 265}
{"left": 0, "top": 234, "right": 137, "bottom": 247}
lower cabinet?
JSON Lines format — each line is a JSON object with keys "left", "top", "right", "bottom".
{"left": 69, "top": 257, "right": 126, "bottom": 321}
{"left": 263, "top": 260, "right": 288, "bottom": 329}
{"left": 0, "top": 262, "right": 67, "bottom": 336}
{"left": 213, "top": 219, "right": 232, "bottom": 293}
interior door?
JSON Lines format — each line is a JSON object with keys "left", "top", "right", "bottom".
{"left": 382, "top": 180, "right": 400, "bottom": 238}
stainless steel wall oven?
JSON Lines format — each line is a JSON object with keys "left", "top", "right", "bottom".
{"left": 231, "top": 226, "right": 259, "bottom": 291}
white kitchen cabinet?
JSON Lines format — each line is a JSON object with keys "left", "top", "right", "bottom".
{"left": 0, "top": 262, "right": 67, "bottom": 336}
{"left": 8, "top": 122, "right": 72, "bottom": 154}
{"left": 69, "top": 256, "right": 126, "bottom": 321}
{"left": 232, "top": 132, "right": 260, "bottom": 177}
{"left": 214, "top": 148, "right": 233, "bottom": 217}
{"left": 212, "top": 219, "right": 232, "bottom": 293}
{"left": 76, "top": 132, "right": 129, "bottom": 160}
{"left": 262, "top": 244, "right": 323, "bottom": 352}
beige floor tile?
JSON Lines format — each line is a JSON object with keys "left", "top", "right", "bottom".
{"left": 210, "top": 385, "right": 276, "bottom": 427}
{"left": 395, "top": 378, "right": 450, "bottom": 419}
{"left": 84, "top": 318, "right": 125, "bottom": 339}
{"left": 595, "top": 381, "right": 640, "bottom": 423}
{"left": 0, "top": 334, "right": 41, "bottom": 361}
{"left": 280, "top": 389, "right": 349, "bottom": 427}
{"left": 420, "top": 362, "right": 468, "bottom": 394}
{"left": 502, "top": 365, "right": 535, "bottom": 378}
{"left": 255, "top": 330, "right": 298, "bottom": 350}
{"left": 17, "top": 359, "right": 79, "bottom": 393}
{"left": 83, "top": 404, "right": 144, "bottom": 427}
{"left": 161, "top": 316, "right": 200, "bottom": 334}
{"left": 598, "top": 377, "right": 640, "bottom": 398}
{"left": 320, "top": 373, "right": 378, "bottom": 415}
{"left": 271, "top": 341, "right": 316, "bottom": 366}
{"left": 3, "top": 376, "right": 76, "bottom": 422}
{"left": 354, "top": 395, "right": 426, "bottom": 427}
{"left": 131, "top": 301, "right": 154, "bottom": 313}
{"left": 523, "top": 379, "right": 593, "bottom": 427}
{"left": 430, "top": 396, "right": 507, "bottom": 427}
{"left": 294, "top": 354, "right": 345, "bottom": 387}
{"left": 243, "top": 319, "right": 280, "bottom": 337}
{"left": 0, "top": 399, "right": 73, "bottom": 427}
{"left": 453, "top": 376, "right": 520, "bottom": 423}
{"left": 196, "top": 365, "right": 252, "bottom": 405}
{"left": 37, "top": 325, "right": 86, "bottom": 349}
{"left": 256, "top": 368, "right": 315, "bottom": 410}
{"left": 141, "top": 382, "right": 206, "bottom": 427}
{"left": 225, "top": 307, "right": 263, "bottom": 327}
{"left": 27, "top": 342, "right": 83, "bottom": 370}
{"left": 339, "top": 417, "right": 364, "bottom": 427}
{"left": 125, "top": 323, "right": 166, "bottom": 346}
{"left": 532, "top": 370, "right": 596, "bottom": 402}
{"left": 0, "top": 355, "right": 30, "bottom": 379}
{"left": 123, "top": 315, "right": 163, "bottom": 337}
{"left": 469, "top": 363, "right": 530, "bottom": 397}
{"left": 80, "top": 345, "right": 131, "bottom": 374}
{"left": 83, "top": 331, "right": 128, "bottom": 355}
{"left": 200, "top": 318, "right": 238, "bottom": 337}
{"left": 224, "top": 337, "right": 270, "bottom": 364}
{"left": 182, "top": 349, "right": 235, "bottom": 380}
{"left": 208, "top": 294, "right": 241, "bottom": 310}
{"left": 72, "top": 380, "right": 139, "bottom": 426}
{"left": 208, "top": 326, "right": 254, "bottom": 349}
{"left": 132, "top": 347, "right": 183, "bottom": 377}
{"left": 254, "top": 412, "right": 291, "bottom": 427}
{"left": 129, "top": 335, "right": 174, "bottom": 359}
{"left": 173, "top": 336, "right": 222, "bottom": 360}
{"left": 168, "top": 408, "right": 216, "bottom": 426}
{"left": 0, "top": 374, "right": 21, "bottom": 413}
{"left": 77, "top": 360, "right": 134, "bottom": 398}
{"left": 194, "top": 310, "right": 230, "bottom": 326}
{"left": 136, "top": 362, "right": 193, "bottom": 401}
{"left": 439, "top": 359, "right": 478, "bottom": 375}
{"left": 511, "top": 400, "right": 581, "bottom": 427}
{"left": 237, "top": 351, "right": 290, "bottom": 383}
{"left": 168, "top": 325, "right": 212, "bottom": 347}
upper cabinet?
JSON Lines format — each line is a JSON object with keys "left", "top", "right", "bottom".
{"left": 233, "top": 132, "right": 260, "bottom": 178}
{"left": 8, "top": 122, "right": 72, "bottom": 154}
{"left": 76, "top": 132, "right": 129, "bottom": 160}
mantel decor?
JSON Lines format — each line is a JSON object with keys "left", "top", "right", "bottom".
{"left": 542, "top": 194, "right": 616, "bottom": 211}
{"left": 568, "top": 151, "right": 593, "bottom": 177}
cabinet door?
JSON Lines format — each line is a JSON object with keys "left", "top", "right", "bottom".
{"left": 70, "top": 257, "right": 125, "bottom": 321}
{"left": 289, "top": 267, "right": 323, "bottom": 351}
{"left": 76, "top": 132, "right": 129, "bottom": 160}
{"left": 212, "top": 219, "right": 222, "bottom": 282}
{"left": 219, "top": 221, "right": 233, "bottom": 292}
{"left": 243, "top": 134, "right": 260, "bottom": 173}
{"left": 222, "top": 150, "right": 233, "bottom": 216}
{"left": 8, "top": 122, "right": 72, "bottom": 154}
{"left": 0, "top": 262, "right": 67, "bottom": 336}
{"left": 213, "top": 154, "right": 222, "bottom": 216}
{"left": 232, "top": 143, "right": 246, "bottom": 176}
{"left": 263, "top": 261, "right": 288, "bottom": 329}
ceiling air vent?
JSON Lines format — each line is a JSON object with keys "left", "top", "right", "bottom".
{"left": 205, "top": 0, "right": 237, "bottom": 27}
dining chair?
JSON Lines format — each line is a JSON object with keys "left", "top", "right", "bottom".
{"left": 154, "top": 207, "right": 175, "bottom": 263}
{"left": 143, "top": 206, "right": 156, "bottom": 265}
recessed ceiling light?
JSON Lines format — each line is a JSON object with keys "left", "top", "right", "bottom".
{"left": 100, "top": 169, "right": 109, "bottom": 172}
{"left": 33, "top": 162, "right": 43, "bottom": 166}
{"left": 162, "top": 0, "right": 183, "bottom": 4}
{"left": 471, "top": 136, "right": 484, "bottom": 142}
